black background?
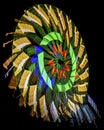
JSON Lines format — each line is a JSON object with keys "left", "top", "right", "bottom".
{"left": 0, "top": 0, "right": 104, "bottom": 129}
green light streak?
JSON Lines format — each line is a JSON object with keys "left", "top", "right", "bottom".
{"left": 38, "top": 32, "right": 76, "bottom": 92}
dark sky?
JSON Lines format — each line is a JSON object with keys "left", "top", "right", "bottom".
{"left": 0, "top": 0, "right": 104, "bottom": 129}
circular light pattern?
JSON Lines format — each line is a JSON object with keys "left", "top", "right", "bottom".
{"left": 3, "top": 4, "right": 100, "bottom": 126}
